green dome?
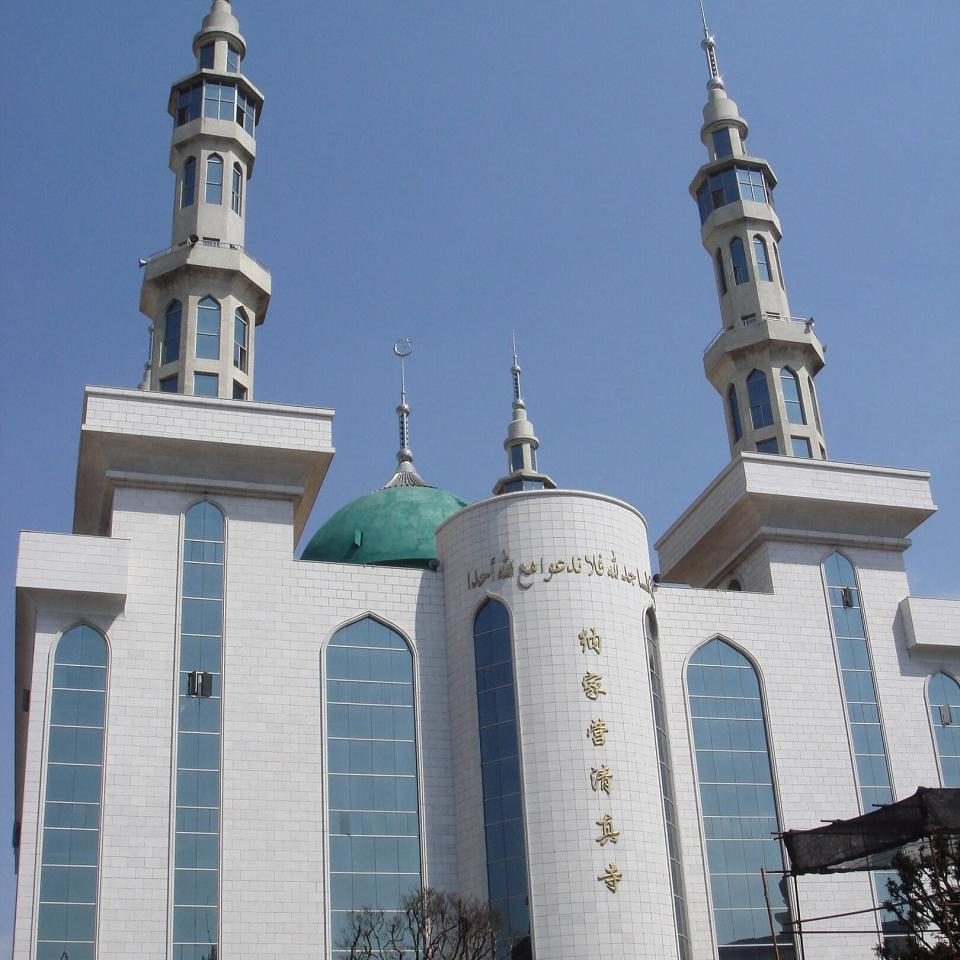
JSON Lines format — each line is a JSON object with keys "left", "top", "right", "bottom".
{"left": 301, "top": 485, "right": 468, "bottom": 569}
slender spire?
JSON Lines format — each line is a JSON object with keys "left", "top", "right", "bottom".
{"left": 493, "top": 335, "right": 556, "bottom": 496}
{"left": 698, "top": 0, "right": 724, "bottom": 89}
{"left": 382, "top": 339, "right": 431, "bottom": 489}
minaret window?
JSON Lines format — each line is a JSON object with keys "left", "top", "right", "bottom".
{"left": 204, "top": 82, "right": 235, "bottom": 121}
{"left": 194, "top": 373, "right": 218, "bottom": 398}
{"left": 790, "top": 437, "right": 812, "bottom": 458}
{"left": 233, "top": 308, "right": 248, "bottom": 372}
{"left": 727, "top": 384, "right": 742, "bottom": 442}
{"left": 746, "top": 370, "right": 773, "bottom": 429}
{"left": 712, "top": 127, "right": 733, "bottom": 159}
{"left": 163, "top": 300, "right": 182, "bottom": 365}
{"left": 756, "top": 437, "right": 779, "bottom": 454}
{"left": 779, "top": 368, "right": 806, "bottom": 425}
{"left": 729, "top": 237, "right": 750, "bottom": 285}
{"left": 686, "top": 639, "right": 796, "bottom": 958}
{"left": 753, "top": 235, "right": 772, "bottom": 282}
{"left": 205, "top": 154, "right": 224, "bottom": 204}
{"left": 231, "top": 163, "right": 243, "bottom": 215}
{"left": 737, "top": 167, "right": 768, "bottom": 204}
{"left": 176, "top": 83, "right": 202, "bottom": 126}
{"left": 236, "top": 89, "right": 256, "bottom": 134}
{"left": 808, "top": 376, "right": 823, "bottom": 436}
{"left": 715, "top": 249, "right": 728, "bottom": 296}
{"left": 510, "top": 445, "right": 524, "bottom": 471}
{"left": 196, "top": 297, "right": 221, "bottom": 360}
{"left": 199, "top": 43, "right": 215, "bottom": 70}
{"left": 160, "top": 375, "right": 178, "bottom": 393}
{"left": 181, "top": 157, "right": 197, "bottom": 209}
{"left": 928, "top": 673, "right": 960, "bottom": 786}
{"left": 773, "top": 243, "right": 785, "bottom": 288}
{"left": 226, "top": 45, "right": 240, "bottom": 73}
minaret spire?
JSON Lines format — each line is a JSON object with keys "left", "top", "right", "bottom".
{"left": 689, "top": 7, "right": 828, "bottom": 462}
{"left": 698, "top": 0, "right": 723, "bottom": 88}
{"left": 493, "top": 336, "right": 556, "bottom": 496}
{"left": 382, "top": 339, "right": 431, "bottom": 489}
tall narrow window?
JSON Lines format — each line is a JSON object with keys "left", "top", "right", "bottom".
{"left": 474, "top": 600, "right": 530, "bottom": 958}
{"left": 236, "top": 90, "right": 256, "bottom": 135}
{"left": 746, "top": 370, "right": 773, "bottom": 429}
{"left": 226, "top": 45, "right": 240, "bottom": 73}
{"left": 181, "top": 157, "right": 197, "bottom": 209}
{"left": 808, "top": 376, "right": 823, "bottom": 436}
{"left": 928, "top": 673, "right": 960, "bottom": 787}
{"left": 326, "top": 618, "right": 421, "bottom": 958}
{"left": 231, "top": 163, "right": 243, "bottom": 215}
{"left": 176, "top": 83, "right": 202, "bottom": 126}
{"left": 36, "top": 624, "right": 108, "bottom": 960}
{"left": 772, "top": 243, "right": 785, "bottom": 289}
{"left": 715, "top": 249, "right": 728, "bottom": 296}
{"left": 198, "top": 43, "right": 215, "bottom": 69}
{"left": 727, "top": 384, "right": 742, "bottom": 442}
{"left": 730, "top": 237, "right": 750, "bottom": 285}
{"left": 712, "top": 128, "right": 733, "bottom": 159}
{"left": 196, "top": 297, "right": 221, "bottom": 361}
{"left": 174, "top": 501, "right": 225, "bottom": 960}
{"left": 753, "top": 235, "right": 772, "bottom": 282}
{"left": 163, "top": 300, "right": 182, "bottom": 365}
{"left": 646, "top": 612, "right": 691, "bottom": 960}
{"left": 233, "top": 308, "right": 248, "bottom": 371}
{"left": 779, "top": 368, "right": 806, "bottom": 425}
{"left": 687, "top": 638, "right": 795, "bottom": 958}
{"left": 205, "top": 154, "right": 223, "bottom": 205}
{"left": 823, "top": 553, "right": 904, "bottom": 944}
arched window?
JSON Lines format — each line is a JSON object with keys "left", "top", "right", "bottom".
{"left": 687, "top": 639, "right": 795, "bottom": 957}
{"left": 36, "top": 624, "right": 108, "bottom": 959}
{"left": 326, "top": 618, "right": 421, "bottom": 956}
{"left": 746, "top": 370, "right": 773, "bottom": 429}
{"left": 808, "top": 376, "right": 823, "bottom": 436}
{"left": 474, "top": 600, "right": 530, "bottom": 956}
{"left": 196, "top": 297, "right": 221, "bottom": 361}
{"left": 163, "top": 300, "right": 182, "bottom": 365}
{"left": 779, "top": 368, "right": 806, "bottom": 425}
{"left": 928, "top": 673, "right": 960, "bottom": 787}
{"left": 715, "top": 249, "right": 728, "bottom": 296}
{"left": 727, "top": 579, "right": 742, "bottom": 591}
{"left": 773, "top": 243, "right": 785, "bottom": 289}
{"left": 181, "top": 157, "right": 197, "bottom": 209}
{"left": 205, "top": 154, "right": 223, "bottom": 204}
{"left": 730, "top": 236, "right": 750, "bottom": 285}
{"left": 645, "top": 612, "right": 691, "bottom": 960}
{"left": 753, "top": 235, "right": 772, "bottom": 282}
{"left": 233, "top": 308, "right": 248, "bottom": 372}
{"left": 173, "top": 501, "right": 225, "bottom": 960}
{"left": 231, "top": 163, "right": 243, "bottom": 215}
{"left": 727, "top": 384, "right": 742, "bottom": 442}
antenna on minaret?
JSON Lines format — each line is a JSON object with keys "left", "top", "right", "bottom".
{"left": 382, "top": 338, "right": 431, "bottom": 489}
{"left": 698, "top": 0, "right": 724, "bottom": 89}
{"left": 511, "top": 330, "right": 524, "bottom": 407}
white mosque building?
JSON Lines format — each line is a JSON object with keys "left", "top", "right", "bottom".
{"left": 11, "top": 3, "right": 959, "bottom": 959}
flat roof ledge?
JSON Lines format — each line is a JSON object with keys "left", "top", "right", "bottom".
{"left": 655, "top": 454, "right": 936, "bottom": 587}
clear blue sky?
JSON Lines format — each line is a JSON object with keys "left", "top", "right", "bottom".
{"left": 1, "top": 0, "right": 957, "bottom": 946}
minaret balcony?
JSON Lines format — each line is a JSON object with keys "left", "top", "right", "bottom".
{"left": 703, "top": 312, "right": 825, "bottom": 387}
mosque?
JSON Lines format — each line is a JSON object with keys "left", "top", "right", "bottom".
{"left": 11, "top": 2, "right": 959, "bottom": 959}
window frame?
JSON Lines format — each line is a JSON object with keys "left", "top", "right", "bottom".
{"left": 205, "top": 154, "right": 224, "bottom": 205}
{"left": 753, "top": 235, "right": 773, "bottom": 282}
{"left": 181, "top": 157, "right": 197, "bottom": 209}
{"left": 231, "top": 163, "right": 243, "bottom": 216}
{"left": 730, "top": 236, "right": 750, "bottom": 285}
{"left": 162, "top": 300, "right": 182, "bottom": 366}
{"left": 233, "top": 308, "right": 248, "bottom": 372}
{"left": 746, "top": 369, "right": 774, "bottom": 430}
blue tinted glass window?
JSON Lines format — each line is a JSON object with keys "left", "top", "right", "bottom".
{"left": 176, "top": 83, "right": 202, "bottom": 126}
{"left": 688, "top": 639, "right": 795, "bottom": 959}
{"left": 756, "top": 438, "right": 779, "bottom": 454}
{"left": 779, "top": 368, "right": 806, "bottom": 425}
{"left": 746, "top": 370, "right": 773, "bottom": 430}
{"left": 236, "top": 90, "right": 256, "bottom": 135}
{"left": 753, "top": 236, "right": 772, "bottom": 282}
{"left": 163, "top": 301, "right": 182, "bottom": 365}
{"left": 727, "top": 385, "right": 742, "bottom": 442}
{"left": 510, "top": 446, "right": 524, "bottom": 472}
{"left": 226, "top": 46, "right": 240, "bottom": 73}
{"left": 737, "top": 167, "right": 768, "bottom": 204}
{"left": 203, "top": 82, "right": 235, "bottom": 121}
{"left": 233, "top": 309, "right": 248, "bottom": 372}
{"left": 929, "top": 674, "right": 960, "bottom": 787}
{"left": 173, "top": 503, "right": 224, "bottom": 957}
{"left": 327, "top": 618, "right": 421, "bottom": 959}
{"left": 715, "top": 249, "right": 728, "bottom": 296}
{"left": 730, "top": 237, "right": 750, "bottom": 285}
{"left": 790, "top": 437, "right": 812, "bottom": 458}
{"left": 160, "top": 376, "right": 179, "bottom": 393}
{"left": 181, "top": 158, "right": 197, "bottom": 209}
{"left": 474, "top": 600, "right": 530, "bottom": 959}
{"left": 196, "top": 297, "right": 221, "bottom": 361}
{"left": 697, "top": 183, "right": 712, "bottom": 225}
{"left": 205, "top": 155, "right": 223, "bottom": 205}
{"left": 231, "top": 163, "right": 243, "bottom": 216}
{"left": 199, "top": 44, "right": 214, "bottom": 70}
{"left": 37, "top": 626, "right": 108, "bottom": 960}
{"left": 712, "top": 128, "right": 733, "bottom": 159}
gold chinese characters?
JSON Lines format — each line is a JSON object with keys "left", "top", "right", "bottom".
{"left": 598, "top": 863, "right": 623, "bottom": 893}
{"left": 586, "top": 718, "right": 608, "bottom": 747}
{"left": 595, "top": 814, "right": 620, "bottom": 847}
{"left": 581, "top": 671, "right": 606, "bottom": 701}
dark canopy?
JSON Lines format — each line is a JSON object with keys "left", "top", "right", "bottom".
{"left": 782, "top": 787, "right": 960, "bottom": 875}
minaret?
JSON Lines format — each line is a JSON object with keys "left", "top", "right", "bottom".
{"left": 382, "top": 339, "right": 432, "bottom": 488}
{"left": 139, "top": 1, "right": 271, "bottom": 401}
{"left": 493, "top": 336, "right": 556, "bottom": 495}
{"left": 692, "top": 7, "right": 828, "bottom": 460}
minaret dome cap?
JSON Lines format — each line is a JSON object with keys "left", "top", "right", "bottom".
{"left": 701, "top": 85, "right": 748, "bottom": 143}
{"left": 194, "top": 0, "right": 246, "bottom": 59}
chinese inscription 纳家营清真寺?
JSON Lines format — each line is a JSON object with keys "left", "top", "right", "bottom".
{"left": 590, "top": 764, "right": 613, "bottom": 795}
{"left": 579, "top": 627, "right": 602, "bottom": 655}
{"left": 595, "top": 814, "right": 620, "bottom": 847}
{"left": 598, "top": 863, "right": 623, "bottom": 892}
{"left": 586, "top": 718, "right": 608, "bottom": 747}
{"left": 467, "top": 551, "right": 654, "bottom": 599}
{"left": 582, "top": 671, "right": 606, "bottom": 701}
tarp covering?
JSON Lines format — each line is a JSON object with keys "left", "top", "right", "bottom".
{"left": 782, "top": 787, "right": 960, "bottom": 875}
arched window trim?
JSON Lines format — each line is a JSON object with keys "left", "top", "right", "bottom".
{"left": 231, "top": 162, "right": 243, "bottom": 216}
{"left": 729, "top": 236, "right": 750, "bottom": 285}
{"left": 727, "top": 383, "right": 742, "bottom": 443}
{"left": 746, "top": 368, "right": 774, "bottom": 430}
{"left": 162, "top": 299, "right": 182, "bottom": 366}
{"left": 808, "top": 375, "right": 823, "bottom": 436}
{"left": 233, "top": 307, "right": 249, "bottom": 372}
{"left": 181, "top": 156, "right": 197, "bottom": 209}
{"left": 715, "top": 248, "right": 728, "bottom": 297}
{"left": 779, "top": 366, "right": 807, "bottom": 426}
{"left": 205, "top": 153, "right": 224, "bottom": 205}
{"left": 196, "top": 295, "right": 222, "bottom": 362}
{"left": 752, "top": 234, "right": 773, "bottom": 282}
{"left": 925, "top": 671, "right": 960, "bottom": 788}
{"left": 38, "top": 623, "right": 111, "bottom": 958}
{"left": 683, "top": 635, "right": 797, "bottom": 957}
{"left": 819, "top": 550, "right": 898, "bottom": 805}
